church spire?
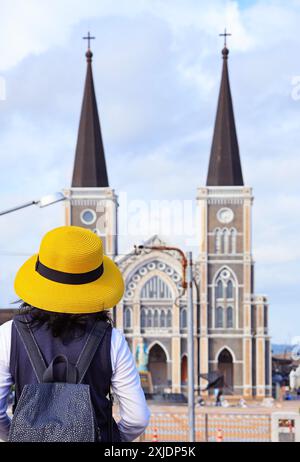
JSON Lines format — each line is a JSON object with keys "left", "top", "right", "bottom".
{"left": 72, "top": 33, "right": 109, "bottom": 187}
{"left": 206, "top": 34, "right": 244, "bottom": 186}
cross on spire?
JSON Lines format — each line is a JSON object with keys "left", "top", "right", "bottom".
{"left": 83, "top": 31, "right": 95, "bottom": 50}
{"left": 219, "top": 28, "right": 231, "bottom": 47}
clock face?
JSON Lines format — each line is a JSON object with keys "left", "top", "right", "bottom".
{"left": 80, "top": 209, "right": 97, "bottom": 225}
{"left": 217, "top": 207, "right": 234, "bottom": 224}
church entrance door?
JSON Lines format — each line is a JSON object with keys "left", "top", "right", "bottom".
{"left": 218, "top": 348, "right": 234, "bottom": 392}
{"left": 181, "top": 355, "right": 188, "bottom": 393}
{"left": 148, "top": 344, "right": 167, "bottom": 393}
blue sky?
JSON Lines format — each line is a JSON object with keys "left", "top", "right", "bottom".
{"left": 0, "top": 0, "right": 300, "bottom": 343}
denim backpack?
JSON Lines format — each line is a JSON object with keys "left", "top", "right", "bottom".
{"left": 8, "top": 317, "right": 113, "bottom": 442}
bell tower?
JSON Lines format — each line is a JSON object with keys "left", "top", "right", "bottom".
{"left": 197, "top": 37, "right": 271, "bottom": 397}
{"left": 64, "top": 35, "right": 118, "bottom": 258}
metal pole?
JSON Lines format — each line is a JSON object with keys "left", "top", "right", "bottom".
{"left": 0, "top": 201, "right": 37, "bottom": 216}
{"left": 205, "top": 413, "right": 208, "bottom": 442}
{"left": 0, "top": 193, "right": 66, "bottom": 216}
{"left": 186, "top": 251, "right": 195, "bottom": 442}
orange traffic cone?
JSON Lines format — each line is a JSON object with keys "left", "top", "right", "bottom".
{"left": 152, "top": 426, "right": 158, "bottom": 442}
{"left": 216, "top": 428, "right": 223, "bottom": 442}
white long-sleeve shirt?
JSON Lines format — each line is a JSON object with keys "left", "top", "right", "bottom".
{"left": 0, "top": 320, "right": 150, "bottom": 442}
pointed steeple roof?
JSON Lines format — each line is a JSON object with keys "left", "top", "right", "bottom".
{"left": 206, "top": 45, "right": 244, "bottom": 186}
{"left": 72, "top": 44, "right": 109, "bottom": 187}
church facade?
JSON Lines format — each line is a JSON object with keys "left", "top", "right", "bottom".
{"left": 64, "top": 42, "right": 271, "bottom": 398}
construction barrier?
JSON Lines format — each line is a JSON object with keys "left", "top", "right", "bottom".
{"left": 152, "top": 426, "right": 158, "bottom": 442}
{"left": 138, "top": 412, "right": 272, "bottom": 442}
{"left": 216, "top": 428, "right": 223, "bottom": 442}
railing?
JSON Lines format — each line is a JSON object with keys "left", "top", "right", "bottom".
{"left": 137, "top": 412, "right": 272, "bottom": 442}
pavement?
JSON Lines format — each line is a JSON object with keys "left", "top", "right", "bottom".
{"left": 144, "top": 398, "right": 300, "bottom": 414}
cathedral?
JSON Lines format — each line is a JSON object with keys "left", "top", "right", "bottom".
{"left": 63, "top": 40, "right": 271, "bottom": 398}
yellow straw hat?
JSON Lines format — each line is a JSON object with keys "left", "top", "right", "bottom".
{"left": 14, "top": 226, "right": 125, "bottom": 314}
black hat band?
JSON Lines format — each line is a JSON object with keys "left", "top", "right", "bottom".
{"left": 35, "top": 256, "right": 104, "bottom": 285}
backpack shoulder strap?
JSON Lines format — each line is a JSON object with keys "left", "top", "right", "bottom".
{"left": 13, "top": 316, "right": 47, "bottom": 383}
{"left": 76, "top": 320, "right": 114, "bottom": 441}
{"left": 76, "top": 320, "right": 110, "bottom": 384}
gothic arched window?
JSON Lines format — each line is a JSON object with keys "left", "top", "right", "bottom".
{"left": 180, "top": 307, "right": 187, "bottom": 329}
{"left": 222, "top": 228, "right": 229, "bottom": 254}
{"left": 167, "top": 310, "right": 172, "bottom": 328}
{"left": 141, "top": 308, "right": 146, "bottom": 329}
{"left": 140, "top": 275, "right": 172, "bottom": 299}
{"left": 214, "top": 268, "right": 238, "bottom": 330}
{"left": 226, "top": 280, "right": 233, "bottom": 299}
{"left": 227, "top": 306, "right": 233, "bottom": 328}
{"left": 139, "top": 272, "right": 173, "bottom": 333}
{"left": 124, "top": 307, "right": 132, "bottom": 329}
{"left": 230, "top": 228, "right": 237, "bottom": 254}
{"left": 216, "top": 280, "right": 223, "bottom": 299}
{"left": 216, "top": 306, "right": 224, "bottom": 328}
{"left": 161, "top": 311, "right": 166, "bottom": 328}
{"left": 147, "top": 309, "right": 153, "bottom": 328}
{"left": 154, "top": 310, "right": 159, "bottom": 328}
{"left": 215, "top": 228, "right": 221, "bottom": 254}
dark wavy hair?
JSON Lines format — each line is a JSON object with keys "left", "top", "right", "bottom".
{"left": 18, "top": 301, "right": 113, "bottom": 344}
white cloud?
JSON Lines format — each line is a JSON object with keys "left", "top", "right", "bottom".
{"left": 0, "top": 0, "right": 299, "bottom": 342}
{"left": 0, "top": 0, "right": 152, "bottom": 72}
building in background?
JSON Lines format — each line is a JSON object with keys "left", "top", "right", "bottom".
{"left": 61, "top": 40, "right": 271, "bottom": 398}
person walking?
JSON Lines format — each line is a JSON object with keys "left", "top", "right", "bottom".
{"left": 215, "top": 388, "right": 223, "bottom": 407}
{"left": 0, "top": 226, "right": 150, "bottom": 442}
